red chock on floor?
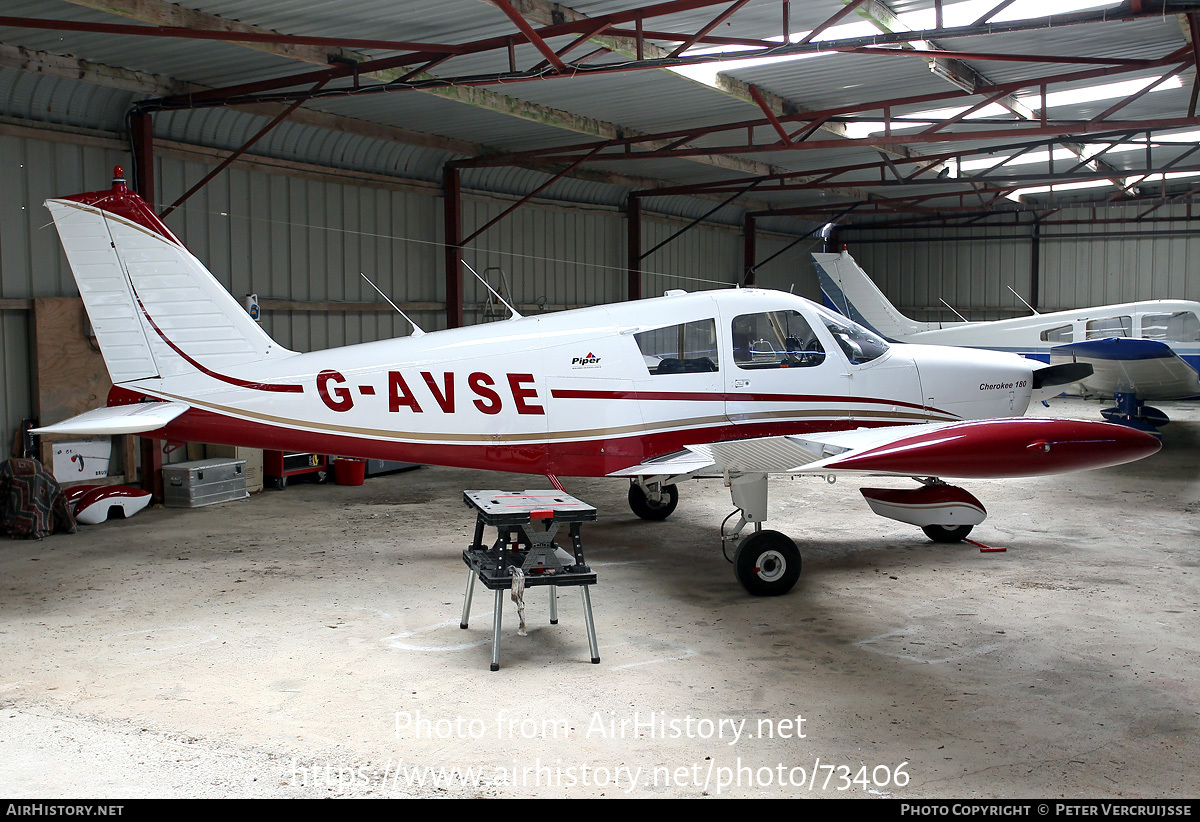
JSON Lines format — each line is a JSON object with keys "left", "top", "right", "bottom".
{"left": 966, "top": 537, "right": 1005, "bottom": 553}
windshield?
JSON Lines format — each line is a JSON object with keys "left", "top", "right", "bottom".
{"left": 813, "top": 305, "right": 889, "bottom": 365}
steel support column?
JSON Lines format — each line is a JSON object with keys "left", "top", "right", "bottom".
{"left": 743, "top": 214, "right": 756, "bottom": 285}
{"left": 129, "top": 110, "right": 154, "bottom": 206}
{"left": 443, "top": 166, "right": 463, "bottom": 328}
{"left": 1030, "top": 220, "right": 1041, "bottom": 310}
{"left": 627, "top": 195, "right": 641, "bottom": 301}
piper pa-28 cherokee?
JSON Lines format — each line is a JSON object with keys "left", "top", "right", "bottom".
{"left": 814, "top": 248, "right": 1200, "bottom": 432}
{"left": 37, "top": 170, "right": 1160, "bottom": 596}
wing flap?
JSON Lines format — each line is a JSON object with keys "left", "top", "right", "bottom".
{"left": 608, "top": 449, "right": 718, "bottom": 477}
{"left": 32, "top": 402, "right": 190, "bottom": 436}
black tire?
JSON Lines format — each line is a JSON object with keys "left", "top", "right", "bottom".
{"left": 628, "top": 483, "right": 678, "bottom": 521}
{"left": 734, "top": 530, "right": 801, "bottom": 596}
{"left": 271, "top": 476, "right": 288, "bottom": 491}
{"left": 922, "top": 523, "right": 973, "bottom": 543}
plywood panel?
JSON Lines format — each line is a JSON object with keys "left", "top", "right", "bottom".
{"left": 32, "top": 297, "right": 111, "bottom": 426}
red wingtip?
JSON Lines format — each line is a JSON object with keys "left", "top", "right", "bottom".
{"left": 828, "top": 418, "right": 1161, "bottom": 479}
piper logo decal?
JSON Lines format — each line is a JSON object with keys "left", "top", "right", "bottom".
{"left": 571, "top": 352, "right": 601, "bottom": 368}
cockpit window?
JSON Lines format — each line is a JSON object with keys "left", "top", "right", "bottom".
{"left": 813, "top": 305, "right": 889, "bottom": 364}
{"left": 732, "top": 311, "right": 826, "bottom": 370}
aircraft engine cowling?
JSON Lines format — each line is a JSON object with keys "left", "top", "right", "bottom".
{"left": 905, "top": 344, "right": 1035, "bottom": 421}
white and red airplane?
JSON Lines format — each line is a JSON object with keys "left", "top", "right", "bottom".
{"left": 37, "top": 169, "right": 1160, "bottom": 595}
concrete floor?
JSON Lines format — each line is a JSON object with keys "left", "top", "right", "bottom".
{"left": 2, "top": 397, "right": 1198, "bottom": 798}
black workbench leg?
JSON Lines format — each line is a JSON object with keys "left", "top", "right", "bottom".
{"left": 460, "top": 569, "right": 476, "bottom": 629}
{"left": 491, "top": 588, "right": 504, "bottom": 671}
{"left": 549, "top": 585, "right": 559, "bottom": 625}
{"left": 581, "top": 586, "right": 600, "bottom": 664}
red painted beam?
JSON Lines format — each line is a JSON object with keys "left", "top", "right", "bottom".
{"left": 836, "top": 46, "right": 1157, "bottom": 67}
{"left": 796, "top": 0, "right": 869, "bottom": 46}
{"left": 523, "top": 116, "right": 1200, "bottom": 163}
{"left": 490, "top": 0, "right": 567, "bottom": 72}
{"left": 667, "top": 0, "right": 751, "bottom": 58}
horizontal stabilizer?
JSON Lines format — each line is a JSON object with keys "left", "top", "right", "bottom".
{"left": 1052, "top": 337, "right": 1200, "bottom": 399}
{"left": 32, "top": 402, "right": 190, "bottom": 436}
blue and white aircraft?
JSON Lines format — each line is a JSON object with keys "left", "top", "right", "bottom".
{"left": 814, "top": 249, "right": 1200, "bottom": 431}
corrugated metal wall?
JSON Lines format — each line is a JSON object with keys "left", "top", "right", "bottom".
{"left": 0, "top": 132, "right": 128, "bottom": 446}
{"left": 459, "top": 195, "right": 625, "bottom": 319}
{"left": 1040, "top": 204, "right": 1200, "bottom": 308}
{"left": 640, "top": 215, "right": 743, "bottom": 295}
{"left": 157, "top": 156, "right": 443, "bottom": 348}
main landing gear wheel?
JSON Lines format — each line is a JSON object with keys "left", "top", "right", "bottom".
{"left": 628, "top": 483, "right": 679, "bottom": 521}
{"left": 922, "top": 523, "right": 973, "bottom": 543}
{"left": 734, "top": 530, "right": 801, "bottom": 596}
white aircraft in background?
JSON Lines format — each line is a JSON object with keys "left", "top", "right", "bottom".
{"left": 814, "top": 248, "right": 1200, "bottom": 432}
{"left": 34, "top": 169, "right": 1159, "bottom": 595}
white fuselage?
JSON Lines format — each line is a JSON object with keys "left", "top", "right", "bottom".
{"left": 131, "top": 288, "right": 1037, "bottom": 477}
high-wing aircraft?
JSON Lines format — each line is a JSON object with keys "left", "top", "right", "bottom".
{"left": 814, "top": 248, "right": 1200, "bottom": 432}
{"left": 36, "top": 170, "right": 1160, "bottom": 595}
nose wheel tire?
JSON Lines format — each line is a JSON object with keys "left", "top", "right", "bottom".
{"left": 922, "top": 523, "right": 973, "bottom": 543}
{"left": 734, "top": 530, "right": 801, "bottom": 596}
{"left": 628, "top": 482, "right": 679, "bottom": 521}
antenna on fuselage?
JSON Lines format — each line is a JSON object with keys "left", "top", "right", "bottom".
{"left": 463, "top": 261, "right": 523, "bottom": 319}
{"left": 939, "top": 298, "right": 970, "bottom": 323}
{"left": 1007, "top": 285, "right": 1041, "bottom": 315}
{"left": 360, "top": 272, "right": 425, "bottom": 336}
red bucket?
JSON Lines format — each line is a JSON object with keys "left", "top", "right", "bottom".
{"left": 333, "top": 458, "right": 366, "bottom": 486}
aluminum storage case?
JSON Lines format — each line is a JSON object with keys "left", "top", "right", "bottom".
{"left": 162, "top": 458, "right": 249, "bottom": 508}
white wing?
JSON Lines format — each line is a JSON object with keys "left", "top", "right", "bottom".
{"left": 610, "top": 417, "right": 1159, "bottom": 480}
